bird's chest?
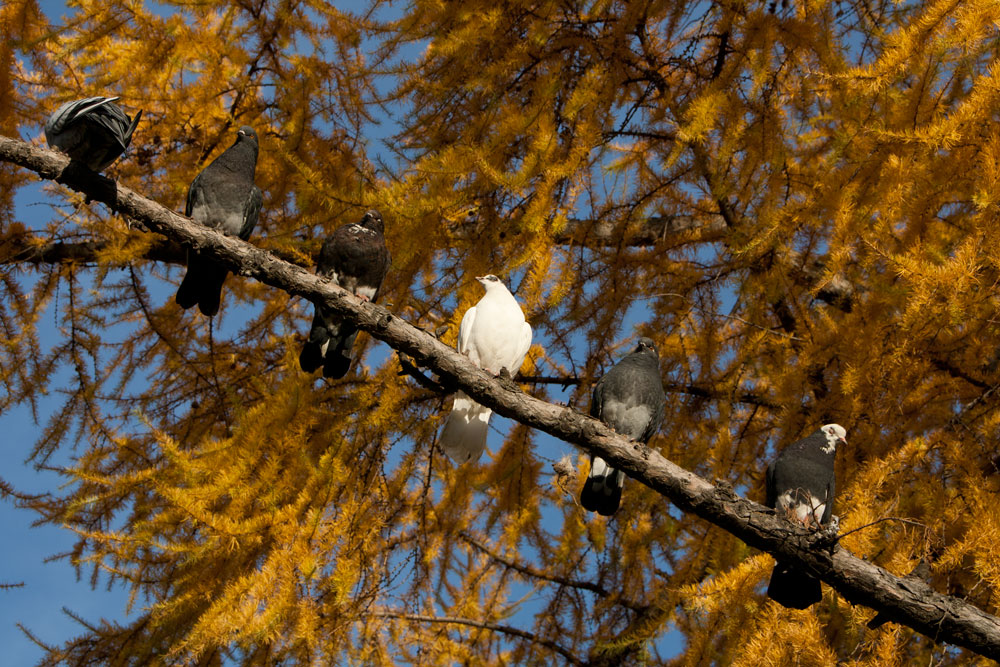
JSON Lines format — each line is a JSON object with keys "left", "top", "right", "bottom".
{"left": 467, "top": 300, "right": 523, "bottom": 365}
{"left": 190, "top": 178, "right": 250, "bottom": 233}
{"left": 775, "top": 489, "right": 827, "bottom": 527}
{"left": 771, "top": 458, "right": 831, "bottom": 527}
{"left": 331, "top": 273, "right": 378, "bottom": 301}
{"left": 601, "top": 398, "right": 652, "bottom": 440}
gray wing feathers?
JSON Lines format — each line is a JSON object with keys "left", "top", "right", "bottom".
{"left": 581, "top": 345, "right": 664, "bottom": 516}
{"left": 45, "top": 96, "right": 142, "bottom": 172}
{"left": 240, "top": 186, "right": 263, "bottom": 240}
{"left": 175, "top": 128, "right": 259, "bottom": 316}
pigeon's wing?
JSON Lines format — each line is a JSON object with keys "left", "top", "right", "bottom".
{"left": 185, "top": 171, "right": 204, "bottom": 218}
{"left": 375, "top": 246, "right": 391, "bottom": 301}
{"left": 123, "top": 109, "right": 142, "bottom": 146}
{"left": 46, "top": 97, "right": 118, "bottom": 136}
{"left": 765, "top": 461, "right": 777, "bottom": 508}
{"left": 821, "top": 476, "right": 835, "bottom": 524}
{"left": 457, "top": 304, "right": 478, "bottom": 360}
{"left": 637, "top": 361, "right": 666, "bottom": 442}
{"left": 87, "top": 101, "right": 133, "bottom": 150}
{"left": 75, "top": 96, "right": 118, "bottom": 118}
{"left": 239, "top": 185, "right": 263, "bottom": 240}
{"left": 590, "top": 375, "right": 606, "bottom": 421}
{"left": 511, "top": 321, "right": 532, "bottom": 374}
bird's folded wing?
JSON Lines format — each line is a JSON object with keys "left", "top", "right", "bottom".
{"left": 513, "top": 321, "right": 532, "bottom": 374}
{"left": 457, "top": 305, "right": 478, "bottom": 360}
{"left": 240, "top": 186, "right": 263, "bottom": 240}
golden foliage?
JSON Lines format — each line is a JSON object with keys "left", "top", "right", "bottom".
{"left": 5, "top": 0, "right": 1000, "bottom": 663}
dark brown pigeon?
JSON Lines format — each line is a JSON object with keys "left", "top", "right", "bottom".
{"left": 299, "top": 210, "right": 390, "bottom": 379}
{"left": 765, "top": 424, "right": 845, "bottom": 609}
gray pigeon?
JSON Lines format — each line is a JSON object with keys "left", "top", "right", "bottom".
{"left": 175, "top": 126, "right": 262, "bottom": 317}
{"left": 300, "top": 210, "right": 390, "bottom": 379}
{"left": 45, "top": 96, "right": 142, "bottom": 172}
{"left": 580, "top": 338, "right": 665, "bottom": 516}
{"left": 439, "top": 275, "right": 532, "bottom": 464}
{"left": 765, "top": 423, "right": 845, "bottom": 609}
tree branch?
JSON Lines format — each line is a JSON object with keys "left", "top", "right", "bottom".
{"left": 0, "top": 234, "right": 185, "bottom": 266}
{"left": 2, "top": 134, "right": 998, "bottom": 659}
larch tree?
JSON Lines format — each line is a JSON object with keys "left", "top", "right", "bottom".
{"left": 3, "top": 0, "right": 1000, "bottom": 664}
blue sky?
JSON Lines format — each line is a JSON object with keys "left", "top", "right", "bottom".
{"left": 1, "top": 180, "right": 141, "bottom": 663}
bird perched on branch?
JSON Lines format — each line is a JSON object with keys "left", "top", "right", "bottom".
{"left": 439, "top": 275, "right": 532, "bottom": 464}
{"left": 45, "top": 96, "right": 142, "bottom": 173}
{"left": 765, "top": 423, "right": 845, "bottom": 609}
{"left": 299, "top": 210, "right": 390, "bottom": 379}
{"left": 580, "top": 337, "right": 665, "bottom": 516}
{"left": 175, "top": 126, "right": 262, "bottom": 317}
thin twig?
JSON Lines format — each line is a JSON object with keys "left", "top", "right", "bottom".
{"left": 372, "top": 611, "right": 583, "bottom": 665}
{"left": 837, "top": 516, "right": 928, "bottom": 542}
{"left": 647, "top": 292, "right": 804, "bottom": 341}
{"left": 459, "top": 532, "right": 642, "bottom": 611}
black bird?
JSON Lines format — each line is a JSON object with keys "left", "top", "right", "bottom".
{"left": 45, "top": 96, "right": 142, "bottom": 172}
{"left": 299, "top": 210, "right": 390, "bottom": 379}
{"left": 580, "top": 338, "right": 665, "bottom": 516}
{"left": 765, "top": 423, "right": 845, "bottom": 609}
{"left": 175, "top": 126, "right": 262, "bottom": 317}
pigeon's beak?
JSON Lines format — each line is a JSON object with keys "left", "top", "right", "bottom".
{"left": 475, "top": 275, "right": 486, "bottom": 283}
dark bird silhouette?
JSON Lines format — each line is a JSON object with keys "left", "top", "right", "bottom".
{"left": 299, "top": 210, "right": 390, "bottom": 379}
{"left": 765, "top": 424, "right": 845, "bottom": 609}
{"left": 45, "top": 96, "right": 142, "bottom": 172}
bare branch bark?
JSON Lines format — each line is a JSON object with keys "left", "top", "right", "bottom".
{"left": 1, "top": 134, "right": 996, "bottom": 659}
{"left": 0, "top": 234, "right": 185, "bottom": 266}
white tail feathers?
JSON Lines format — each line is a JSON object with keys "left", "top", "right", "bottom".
{"left": 439, "top": 391, "right": 492, "bottom": 463}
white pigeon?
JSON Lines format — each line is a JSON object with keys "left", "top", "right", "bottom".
{"left": 439, "top": 275, "right": 533, "bottom": 464}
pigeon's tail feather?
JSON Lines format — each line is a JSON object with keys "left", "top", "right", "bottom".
{"left": 322, "top": 350, "right": 352, "bottom": 379}
{"left": 580, "top": 456, "right": 624, "bottom": 516}
{"left": 439, "top": 391, "right": 491, "bottom": 464}
{"left": 300, "top": 311, "right": 357, "bottom": 378}
{"left": 176, "top": 254, "right": 227, "bottom": 317}
{"left": 322, "top": 328, "right": 357, "bottom": 379}
{"left": 767, "top": 562, "right": 823, "bottom": 609}
{"left": 197, "top": 273, "right": 226, "bottom": 317}
{"left": 300, "top": 314, "right": 330, "bottom": 373}
{"left": 299, "top": 341, "right": 324, "bottom": 373}
{"left": 175, "top": 265, "right": 202, "bottom": 310}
